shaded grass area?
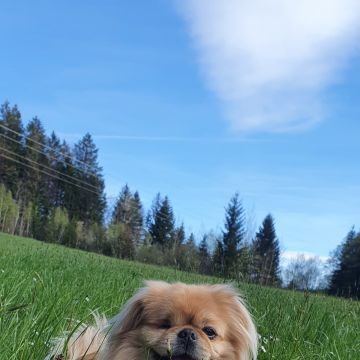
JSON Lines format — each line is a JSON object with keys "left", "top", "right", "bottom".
{"left": 0, "top": 232, "right": 359, "bottom": 359}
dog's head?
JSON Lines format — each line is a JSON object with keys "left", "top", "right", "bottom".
{"left": 106, "top": 281, "right": 257, "bottom": 360}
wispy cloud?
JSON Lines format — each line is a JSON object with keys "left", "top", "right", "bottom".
{"left": 58, "top": 133, "right": 265, "bottom": 143}
{"left": 178, "top": 0, "right": 360, "bottom": 132}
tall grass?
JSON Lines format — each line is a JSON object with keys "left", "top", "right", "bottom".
{"left": 0, "top": 233, "right": 359, "bottom": 359}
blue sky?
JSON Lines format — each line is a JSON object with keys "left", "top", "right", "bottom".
{"left": 1, "top": 0, "right": 360, "bottom": 260}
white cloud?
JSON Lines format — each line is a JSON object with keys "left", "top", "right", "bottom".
{"left": 178, "top": 0, "right": 360, "bottom": 132}
{"left": 282, "top": 250, "right": 329, "bottom": 263}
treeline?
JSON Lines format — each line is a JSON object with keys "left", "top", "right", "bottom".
{"left": 0, "top": 101, "right": 106, "bottom": 246}
{"left": 1, "top": 101, "right": 359, "bottom": 297}
{"left": 0, "top": 101, "right": 281, "bottom": 285}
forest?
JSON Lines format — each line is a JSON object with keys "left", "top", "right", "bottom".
{"left": 0, "top": 101, "right": 359, "bottom": 298}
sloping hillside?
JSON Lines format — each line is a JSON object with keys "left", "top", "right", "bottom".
{"left": 0, "top": 233, "right": 359, "bottom": 359}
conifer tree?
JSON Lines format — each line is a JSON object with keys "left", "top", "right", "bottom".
{"left": 198, "top": 235, "right": 211, "bottom": 274}
{"left": 132, "top": 191, "right": 144, "bottom": 245}
{"left": 148, "top": 195, "right": 175, "bottom": 248}
{"left": 111, "top": 185, "right": 144, "bottom": 249}
{"left": 112, "top": 184, "right": 132, "bottom": 224}
{"left": 213, "top": 240, "right": 224, "bottom": 276}
{"left": 60, "top": 140, "right": 77, "bottom": 215}
{"left": 252, "top": 214, "right": 281, "bottom": 285}
{"left": 329, "top": 227, "right": 360, "bottom": 298}
{"left": 146, "top": 192, "right": 161, "bottom": 230}
{"left": 23, "top": 118, "right": 48, "bottom": 201}
{"left": 23, "top": 117, "right": 50, "bottom": 239}
{"left": 222, "top": 193, "right": 246, "bottom": 278}
{"left": 0, "top": 101, "right": 24, "bottom": 197}
{"left": 72, "top": 133, "right": 106, "bottom": 224}
{"left": 171, "top": 222, "right": 185, "bottom": 250}
{"left": 187, "top": 233, "right": 195, "bottom": 245}
{"left": 176, "top": 233, "right": 199, "bottom": 272}
{"left": 46, "top": 131, "right": 65, "bottom": 208}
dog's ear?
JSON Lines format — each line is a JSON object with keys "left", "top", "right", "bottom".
{"left": 109, "top": 286, "right": 148, "bottom": 335}
{"left": 118, "top": 293, "right": 145, "bottom": 333}
{"left": 99, "top": 286, "right": 150, "bottom": 358}
{"left": 212, "top": 284, "right": 258, "bottom": 360}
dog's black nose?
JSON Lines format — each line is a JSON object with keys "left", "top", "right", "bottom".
{"left": 178, "top": 328, "right": 197, "bottom": 342}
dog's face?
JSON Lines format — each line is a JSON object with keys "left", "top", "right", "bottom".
{"left": 108, "top": 281, "right": 257, "bottom": 360}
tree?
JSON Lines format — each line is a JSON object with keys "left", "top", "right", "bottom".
{"left": 71, "top": 133, "right": 106, "bottom": 224}
{"left": 252, "top": 214, "right": 281, "bottom": 286}
{"left": 46, "top": 207, "right": 69, "bottom": 244}
{"left": 176, "top": 233, "right": 199, "bottom": 272}
{"left": 222, "top": 193, "right": 246, "bottom": 278}
{"left": 23, "top": 118, "right": 51, "bottom": 237}
{"left": 328, "top": 227, "right": 360, "bottom": 298}
{"left": 0, "top": 101, "right": 24, "bottom": 198}
{"left": 198, "top": 235, "right": 212, "bottom": 275}
{"left": 146, "top": 192, "right": 161, "bottom": 230}
{"left": 132, "top": 191, "right": 144, "bottom": 245}
{"left": 112, "top": 186, "right": 143, "bottom": 244}
{"left": 148, "top": 195, "right": 175, "bottom": 248}
{"left": 172, "top": 223, "right": 185, "bottom": 249}
{"left": 0, "top": 184, "right": 19, "bottom": 234}
{"left": 46, "top": 131, "right": 65, "bottom": 208}
{"left": 212, "top": 240, "right": 224, "bottom": 276}
{"left": 59, "top": 140, "right": 77, "bottom": 214}
{"left": 284, "top": 254, "right": 322, "bottom": 290}
{"left": 107, "top": 223, "right": 135, "bottom": 259}
{"left": 112, "top": 184, "right": 132, "bottom": 224}
{"left": 111, "top": 185, "right": 144, "bottom": 254}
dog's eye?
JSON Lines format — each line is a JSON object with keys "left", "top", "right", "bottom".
{"left": 202, "top": 327, "right": 217, "bottom": 339}
{"left": 159, "top": 321, "right": 171, "bottom": 329}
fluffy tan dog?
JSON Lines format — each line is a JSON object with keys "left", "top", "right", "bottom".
{"left": 47, "top": 281, "right": 257, "bottom": 360}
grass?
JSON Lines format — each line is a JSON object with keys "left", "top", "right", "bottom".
{"left": 0, "top": 232, "right": 359, "bottom": 359}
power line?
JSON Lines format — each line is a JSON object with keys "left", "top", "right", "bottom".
{"left": 0, "top": 123, "right": 98, "bottom": 175}
{"left": 0, "top": 125, "right": 194, "bottom": 223}
{"left": 0, "top": 132, "right": 100, "bottom": 178}
{"left": 0, "top": 152, "right": 101, "bottom": 196}
{"left": 0, "top": 124, "right": 128, "bottom": 191}
{"left": 0, "top": 146, "right": 100, "bottom": 191}
{"left": 1, "top": 150, "right": 189, "bottom": 226}
{"left": 0, "top": 131, "right": 128, "bottom": 194}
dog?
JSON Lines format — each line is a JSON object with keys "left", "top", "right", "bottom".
{"left": 47, "top": 281, "right": 257, "bottom": 360}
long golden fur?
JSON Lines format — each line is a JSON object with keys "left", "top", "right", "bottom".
{"left": 47, "top": 281, "right": 257, "bottom": 360}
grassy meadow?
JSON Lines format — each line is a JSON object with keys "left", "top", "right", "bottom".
{"left": 0, "top": 232, "right": 359, "bottom": 359}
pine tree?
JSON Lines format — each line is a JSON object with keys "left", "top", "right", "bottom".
{"left": 146, "top": 192, "right": 161, "bottom": 230}
{"left": 132, "top": 191, "right": 144, "bottom": 245}
{"left": 252, "top": 214, "right": 281, "bottom": 286}
{"left": 0, "top": 101, "right": 24, "bottom": 198}
{"left": 176, "top": 233, "right": 199, "bottom": 272}
{"left": 23, "top": 117, "right": 50, "bottom": 239}
{"left": 198, "top": 235, "right": 211, "bottom": 274}
{"left": 23, "top": 118, "right": 48, "bottom": 200}
{"left": 71, "top": 133, "right": 106, "bottom": 224}
{"left": 213, "top": 240, "right": 224, "bottom": 276}
{"left": 60, "top": 140, "right": 77, "bottom": 215}
{"left": 111, "top": 185, "right": 144, "bottom": 252}
{"left": 187, "top": 233, "right": 195, "bottom": 246}
{"left": 329, "top": 227, "right": 360, "bottom": 298}
{"left": 172, "top": 223, "right": 185, "bottom": 249}
{"left": 148, "top": 195, "right": 175, "bottom": 248}
{"left": 46, "top": 131, "right": 65, "bottom": 208}
{"left": 222, "top": 193, "right": 246, "bottom": 278}
{"left": 112, "top": 184, "right": 132, "bottom": 224}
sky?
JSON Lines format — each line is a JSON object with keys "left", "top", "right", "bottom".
{"left": 1, "top": 0, "right": 360, "bottom": 261}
